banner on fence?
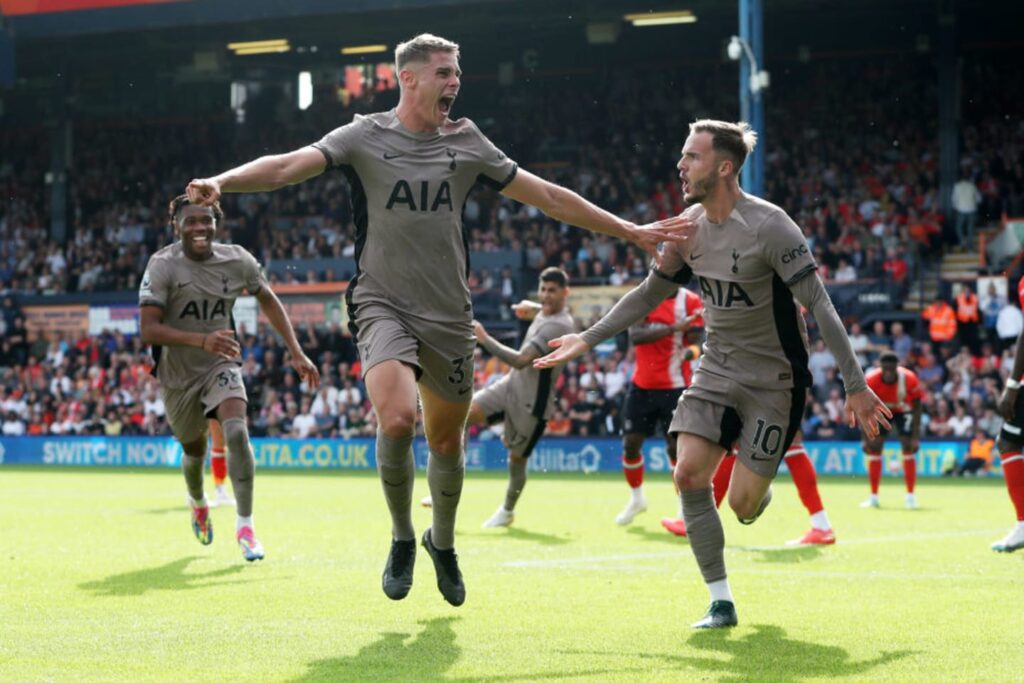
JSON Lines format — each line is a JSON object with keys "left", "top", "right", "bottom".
{"left": 0, "top": 436, "right": 976, "bottom": 478}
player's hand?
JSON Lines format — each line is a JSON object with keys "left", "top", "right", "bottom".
{"left": 845, "top": 388, "right": 893, "bottom": 439}
{"left": 630, "top": 215, "right": 697, "bottom": 263}
{"left": 186, "top": 177, "right": 222, "bottom": 206}
{"left": 472, "top": 320, "right": 488, "bottom": 343}
{"left": 674, "top": 312, "right": 702, "bottom": 333}
{"left": 202, "top": 329, "right": 240, "bottom": 360}
{"left": 533, "top": 333, "right": 590, "bottom": 369}
{"left": 998, "top": 387, "right": 1018, "bottom": 422}
{"left": 291, "top": 351, "right": 321, "bottom": 390}
{"left": 511, "top": 300, "right": 541, "bottom": 321}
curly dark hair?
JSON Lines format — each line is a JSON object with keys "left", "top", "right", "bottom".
{"left": 167, "top": 194, "right": 224, "bottom": 232}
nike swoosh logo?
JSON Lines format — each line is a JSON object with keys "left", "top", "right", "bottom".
{"left": 440, "top": 491, "right": 458, "bottom": 497}
{"left": 689, "top": 253, "right": 703, "bottom": 261}
{"left": 383, "top": 152, "right": 406, "bottom": 160}
{"left": 457, "top": 387, "right": 471, "bottom": 396}
{"left": 177, "top": 282, "right": 191, "bottom": 289}
{"left": 382, "top": 479, "right": 406, "bottom": 488}
{"left": 749, "top": 453, "right": 774, "bottom": 461}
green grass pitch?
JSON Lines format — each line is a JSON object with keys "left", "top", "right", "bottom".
{"left": 1, "top": 466, "right": 1021, "bottom": 681}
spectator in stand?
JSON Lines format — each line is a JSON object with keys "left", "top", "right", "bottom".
{"left": 891, "top": 322, "right": 914, "bottom": 362}
{"left": 956, "top": 429, "right": 995, "bottom": 476}
{"left": 922, "top": 297, "right": 958, "bottom": 353}
{"left": 981, "top": 282, "right": 1006, "bottom": 336}
{"left": 952, "top": 171, "right": 982, "bottom": 249}
{"left": 955, "top": 284, "right": 981, "bottom": 354}
{"left": 882, "top": 248, "right": 908, "bottom": 285}
{"left": 996, "top": 299, "right": 1024, "bottom": 353}
{"left": 947, "top": 400, "right": 975, "bottom": 438}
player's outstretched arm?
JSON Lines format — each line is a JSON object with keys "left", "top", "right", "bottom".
{"left": 474, "top": 320, "right": 538, "bottom": 369}
{"left": 534, "top": 273, "right": 677, "bottom": 369}
{"left": 186, "top": 147, "right": 327, "bottom": 205}
{"left": 788, "top": 272, "right": 892, "bottom": 437}
{"left": 511, "top": 300, "right": 542, "bottom": 321}
{"left": 500, "top": 169, "right": 694, "bottom": 259}
{"left": 255, "top": 287, "right": 321, "bottom": 389}
{"left": 139, "top": 305, "right": 240, "bottom": 360}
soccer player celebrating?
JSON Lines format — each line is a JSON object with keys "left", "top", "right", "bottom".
{"left": 185, "top": 34, "right": 688, "bottom": 605}
{"left": 992, "top": 297, "right": 1024, "bottom": 553}
{"left": 139, "top": 196, "right": 319, "bottom": 561}
{"left": 469, "top": 267, "right": 575, "bottom": 527}
{"left": 612, "top": 287, "right": 702, "bottom": 528}
{"left": 536, "top": 120, "right": 890, "bottom": 628}
{"left": 860, "top": 351, "right": 925, "bottom": 509}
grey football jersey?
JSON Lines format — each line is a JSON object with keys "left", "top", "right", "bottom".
{"left": 657, "top": 193, "right": 816, "bottom": 390}
{"left": 313, "top": 110, "right": 518, "bottom": 328}
{"left": 508, "top": 310, "right": 576, "bottom": 420}
{"left": 139, "top": 242, "right": 266, "bottom": 390}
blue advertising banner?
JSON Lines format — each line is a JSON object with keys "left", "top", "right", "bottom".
{"left": 0, "top": 436, "right": 977, "bottom": 477}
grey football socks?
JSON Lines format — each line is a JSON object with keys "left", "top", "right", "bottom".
{"left": 221, "top": 417, "right": 255, "bottom": 517}
{"left": 681, "top": 487, "right": 727, "bottom": 584}
{"left": 504, "top": 457, "right": 528, "bottom": 512}
{"left": 182, "top": 452, "right": 205, "bottom": 503}
{"left": 427, "top": 450, "right": 465, "bottom": 549}
{"left": 377, "top": 429, "right": 416, "bottom": 541}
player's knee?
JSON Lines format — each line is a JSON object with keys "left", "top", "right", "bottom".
{"left": 181, "top": 437, "right": 206, "bottom": 460}
{"left": 673, "top": 462, "right": 708, "bottom": 491}
{"left": 426, "top": 434, "right": 463, "bottom": 458}
{"left": 378, "top": 410, "right": 416, "bottom": 439}
{"left": 622, "top": 437, "right": 644, "bottom": 459}
{"left": 727, "top": 490, "right": 759, "bottom": 520}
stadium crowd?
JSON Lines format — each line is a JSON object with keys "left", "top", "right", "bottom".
{"left": 0, "top": 54, "right": 1022, "bottom": 441}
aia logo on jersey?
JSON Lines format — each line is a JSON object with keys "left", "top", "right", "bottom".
{"left": 386, "top": 180, "right": 454, "bottom": 212}
{"left": 180, "top": 299, "right": 228, "bottom": 321}
{"left": 698, "top": 276, "right": 754, "bottom": 308}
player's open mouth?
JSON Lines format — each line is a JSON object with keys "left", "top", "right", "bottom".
{"left": 191, "top": 235, "right": 209, "bottom": 248}
{"left": 438, "top": 95, "right": 455, "bottom": 115}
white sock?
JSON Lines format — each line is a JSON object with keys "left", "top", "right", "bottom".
{"left": 190, "top": 495, "right": 207, "bottom": 509}
{"left": 707, "top": 578, "right": 733, "bottom": 603}
{"left": 810, "top": 510, "right": 831, "bottom": 531}
{"left": 868, "top": 494, "right": 879, "bottom": 503}
{"left": 678, "top": 498, "right": 685, "bottom": 519}
{"left": 631, "top": 486, "right": 645, "bottom": 504}
{"left": 237, "top": 515, "right": 254, "bottom": 532}
{"left": 1016, "top": 521, "right": 1024, "bottom": 532}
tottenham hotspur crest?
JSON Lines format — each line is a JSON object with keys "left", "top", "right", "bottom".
{"left": 731, "top": 249, "right": 740, "bottom": 274}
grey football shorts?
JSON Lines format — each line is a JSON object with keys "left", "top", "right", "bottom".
{"left": 670, "top": 368, "right": 805, "bottom": 478}
{"left": 353, "top": 302, "right": 475, "bottom": 403}
{"left": 162, "top": 363, "right": 247, "bottom": 444}
{"left": 473, "top": 375, "right": 546, "bottom": 458}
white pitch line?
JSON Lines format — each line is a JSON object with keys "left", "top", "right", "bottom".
{"left": 502, "top": 527, "right": 1008, "bottom": 570}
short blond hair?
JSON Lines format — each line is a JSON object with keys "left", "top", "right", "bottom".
{"left": 689, "top": 119, "right": 758, "bottom": 175}
{"left": 394, "top": 33, "right": 460, "bottom": 71}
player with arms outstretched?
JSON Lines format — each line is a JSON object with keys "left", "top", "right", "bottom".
{"left": 139, "top": 196, "right": 319, "bottom": 561}
{"left": 860, "top": 351, "right": 925, "bottom": 509}
{"left": 536, "top": 120, "right": 890, "bottom": 628}
{"left": 185, "top": 34, "right": 688, "bottom": 605}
